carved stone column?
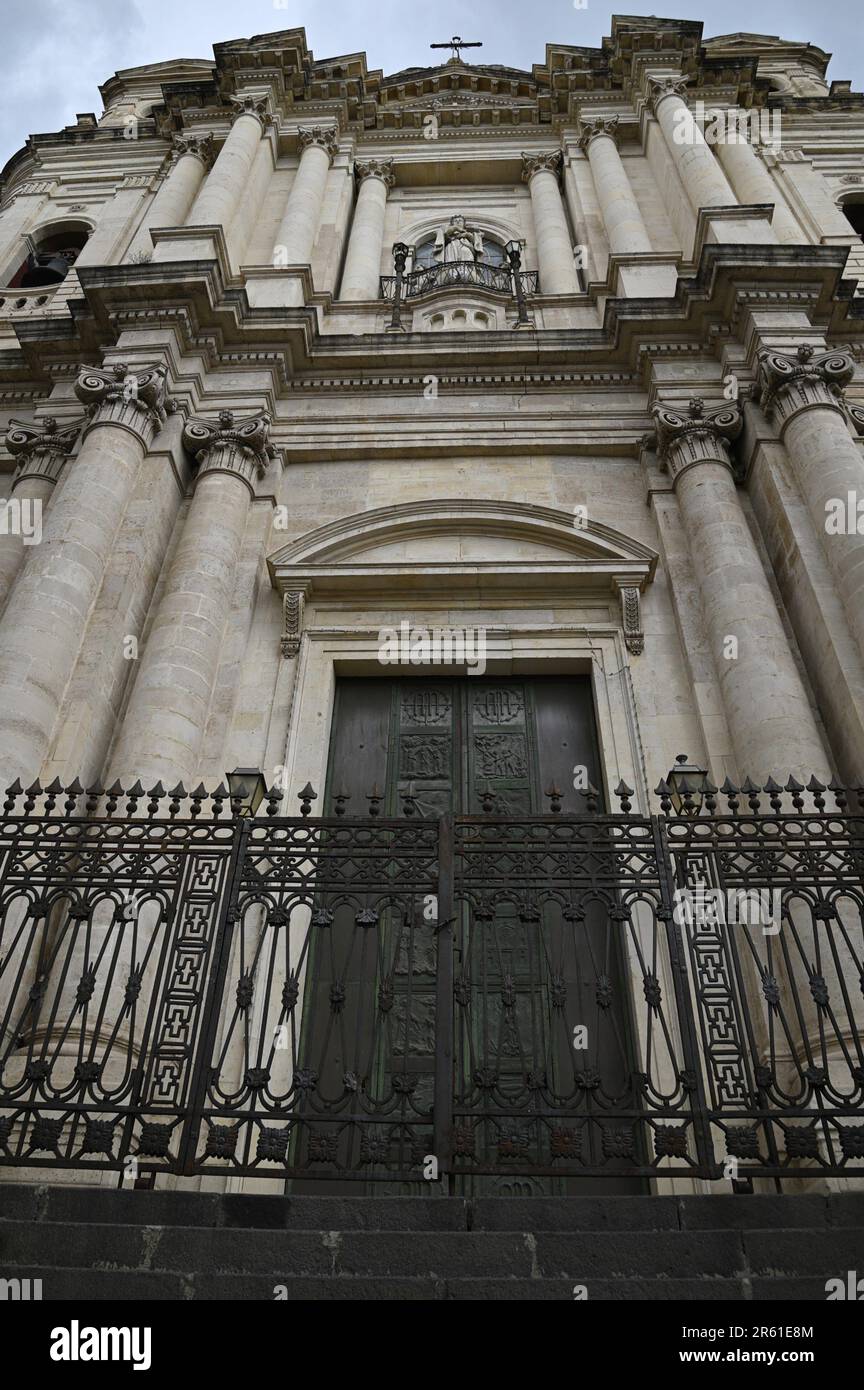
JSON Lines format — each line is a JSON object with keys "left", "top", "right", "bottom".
{"left": 340, "top": 159, "right": 395, "bottom": 301}
{"left": 109, "top": 411, "right": 275, "bottom": 788}
{"left": 757, "top": 344, "right": 864, "bottom": 664}
{"left": 649, "top": 77, "right": 738, "bottom": 213}
{"left": 0, "top": 415, "right": 83, "bottom": 612}
{"left": 653, "top": 396, "right": 830, "bottom": 782}
{"left": 274, "top": 127, "right": 338, "bottom": 269}
{"left": 124, "top": 133, "right": 215, "bottom": 262}
{"left": 184, "top": 97, "right": 270, "bottom": 235}
{"left": 0, "top": 364, "right": 169, "bottom": 785}
{"left": 521, "top": 151, "right": 581, "bottom": 295}
{"left": 704, "top": 114, "right": 801, "bottom": 244}
{"left": 578, "top": 118, "right": 652, "bottom": 255}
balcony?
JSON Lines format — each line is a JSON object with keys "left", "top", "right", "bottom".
{"left": 380, "top": 259, "right": 539, "bottom": 301}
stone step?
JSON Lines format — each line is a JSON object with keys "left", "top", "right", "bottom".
{"left": 2, "top": 1217, "right": 861, "bottom": 1279}
{"left": 1, "top": 1184, "right": 861, "bottom": 1233}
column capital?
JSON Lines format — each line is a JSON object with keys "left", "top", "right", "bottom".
{"left": 756, "top": 344, "right": 855, "bottom": 427}
{"left": 648, "top": 74, "right": 691, "bottom": 113}
{"left": 4, "top": 414, "right": 85, "bottom": 486}
{"left": 74, "top": 363, "right": 171, "bottom": 449}
{"left": 229, "top": 94, "right": 273, "bottom": 132}
{"left": 354, "top": 157, "right": 395, "bottom": 190}
{"left": 171, "top": 131, "right": 216, "bottom": 170}
{"left": 183, "top": 409, "right": 275, "bottom": 495}
{"left": 577, "top": 116, "right": 620, "bottom": 151}
{"left": 298, "top": 126, "right": 339, "bottom": 165}
{"left": 652, "top": 396, "right": 742, "bottom": 482}
{"left": 521, "top": 150, "right": 563, "bottom": 184}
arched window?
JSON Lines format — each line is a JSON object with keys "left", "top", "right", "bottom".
{"left": 3, "top": 225, "right": 90, "bottom": 289}
{"left": 842, "top": 196, "right": 864, "bottom": 239}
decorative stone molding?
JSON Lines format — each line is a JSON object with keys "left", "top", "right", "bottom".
{"left": 756, "top": 344, "right": 855, "bottom": 426}
{"left": 846, "top": 403, "right": 864, "bottom": 436}
{"left": 229, "top": 94, "right": 272, "bottom": 131}
{"left": 355, "top": 158, "right": 395, "bottom": 189}
{"left": 577, "top": 116, "right": 620, "bottom": 150}
{"left": 652, "top": 396, "right": 743, "bottom": 482}
{"left": 182, "top": 409, "right": 275, "bottom": 495}
{"left": 171, "top": 132, "right": 216, "bottom": 169}
{"left": 3, "top": 414, "right": 85, "bottom": 485}
{"left": 521, "top": 150, "right": 563, "bottom": 184}
{"left": 298, "top": 126, "right": 339, "bottom": 165}
{"left": 613, "top": 580, "right": 645, "bottom": 656}
{"left": 10, "top": 179, "right": 54, "bottom": 199}
{"left": 281, "top": 586, "right": 308, "bottom": 658}
{"left": 647, "top": 75, "right": 691, "bottom": 112}
{"left": 74, "top": 363, "right": 170, "bottom": 448}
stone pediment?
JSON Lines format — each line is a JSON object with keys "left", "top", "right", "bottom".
{"left": 267, "top": 498, "right": 657, "bottom": 600}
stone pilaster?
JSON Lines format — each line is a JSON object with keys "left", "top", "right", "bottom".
{"left": 521, "top": 151, "right": 581, "bottom": 295}
{"left": 108, "top": 410, "right": 275, "bottom": 788}
{"left": 124, "top": 133, "right": 215, "bottom": 262}
{"left": 0, "top": 364, "right": 170, "bottom": 785}
{"left": 340, "top": 159, "right": 395, "bottom": 301}
{"left": 578, "top": 118, "right": 652, "bottom": 255}
{"left": 0, "top": 415, "right": 84, "bottom": 612}
{"left": 274, "top": 127, "right": 339, "bottom": 270}
{"left": 756, "top": 344, "right": 864, "bottom": 665}
{"left": 653, "top": 395, "right": 830, "bottom": 782}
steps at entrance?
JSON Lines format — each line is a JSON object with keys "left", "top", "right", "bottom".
{"left": 1, "top": 1186, "right": 861, "bottom": 1300}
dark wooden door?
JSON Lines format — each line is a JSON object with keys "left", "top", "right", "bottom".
{"left": 301, "top": 676, "right": 642, "bottom": 1194}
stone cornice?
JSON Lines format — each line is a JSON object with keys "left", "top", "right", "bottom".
{"left": 74, "top": 363, "right": 170, "bottom": 448}
{"left": 756, "top": 343, "right": 855, "bottom": 427}
{"left": 183, "top": 409, "right": 276, "bottom": 495}
{"left": 651, "top": 396, "right": 743, "bottom": 482}
{"left": 3, "top": 414, "right": 85, "bottom": 486}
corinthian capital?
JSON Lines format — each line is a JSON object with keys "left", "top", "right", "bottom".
{"left": 229, "top": 94, "right": 272, "bottom": 131}
{"left": 4, "top": 414, "right": 85, "bottom": 486}
{"left": 521, "top": 150, "right": 563, "bottom": 184}
{"left": 648, "top": 74, "right": 691, "bottom": 112}
{"left": 171, "top": 132, "right": 216, "bottom": 169}
{"left": 577, "top": 116, "right": 620, "bottom": 151}
{"left": 756, "top": 344, "right": 855, "bottom": 426}
{"left": 355, "top": 158, "right": 395, "bottom": 189}
{"left": 74, "top": 363, "right": 170, "bottom": 449}
{"left": 298, "top": 126, "right": 339, "bottom": 165}
{"left": 652, "top": 396, "right": 742, "bottom": 482}
{"left": 182, "top": 409, "right": 275, "bottom": 495}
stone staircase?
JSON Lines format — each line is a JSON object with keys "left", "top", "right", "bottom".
{"left": 0, "top": 1185, "right": 861, "bottom": 1300}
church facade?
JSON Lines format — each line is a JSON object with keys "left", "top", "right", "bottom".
{"left": 0, "top": 14, "right": 864, "bottom": 1224}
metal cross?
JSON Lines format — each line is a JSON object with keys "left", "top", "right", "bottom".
{"left": 430, "top": 35, "right": 483, "bottom": 62}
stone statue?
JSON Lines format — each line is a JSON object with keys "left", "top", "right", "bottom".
{"left": 433, "top": 213, "right": 484, "bottom": 264}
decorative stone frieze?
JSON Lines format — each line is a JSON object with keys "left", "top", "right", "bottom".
{"left": 355, "top": 158, "right": 395, "bottom": 189}
{"left": 613, "top": 580, "right": 644, "bottom": 656}
{"left": 756, "top": 344, "right": 855, "bottom": 427}
{"left": 74, "top": 363, "right": 170, "bottom": 449}
{"left": 182, "top": 409, "right": 275, "bottom": 495}
{"left": 298, "top": 126, "right": 339, "bottom": 165}
{"left": 4, "top": 415, "right": 84, "bottom": 485}
{"left": 652, "top": 396, "right": 743, "bottom": 482}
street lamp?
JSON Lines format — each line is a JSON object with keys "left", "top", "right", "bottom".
{"left": 227, "top": 767, "right": 267, "bottom": 817}
{"left": 664, "top": 752, "right": 708, "bottom": 816}
{"left": 505, "top": 238, "right": 531, "bottom": 327}
{"left": 387, "top": 242, "right": 412, "bottom": 331}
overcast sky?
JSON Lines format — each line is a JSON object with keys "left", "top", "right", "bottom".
{"left": 2, "top": 0, "right": 862, "bottom": 169}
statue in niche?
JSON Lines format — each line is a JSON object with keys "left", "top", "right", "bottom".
{"left": 433, "top": 213, "right": 484, "bottom": 265}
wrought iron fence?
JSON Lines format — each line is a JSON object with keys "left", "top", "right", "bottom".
{"left": 380, "top": 261, "right": 539, "bottom": 301}
{"left": 0, "top": 774, "right": 862, "bottom": 1185}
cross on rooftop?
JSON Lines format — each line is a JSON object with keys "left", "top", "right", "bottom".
{"left": 430, "top": 35, "right": 483, "bottom": 62}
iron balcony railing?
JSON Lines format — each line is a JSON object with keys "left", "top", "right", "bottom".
{"left": 0, "top": 773, "right": 862, "bottom": 1188}
{"left": 380, "top": 259, "right": 539, "bottom": 301}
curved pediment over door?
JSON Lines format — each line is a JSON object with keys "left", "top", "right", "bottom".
{"left": 267, "top": 498, "right": 657, "bottom": 655}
